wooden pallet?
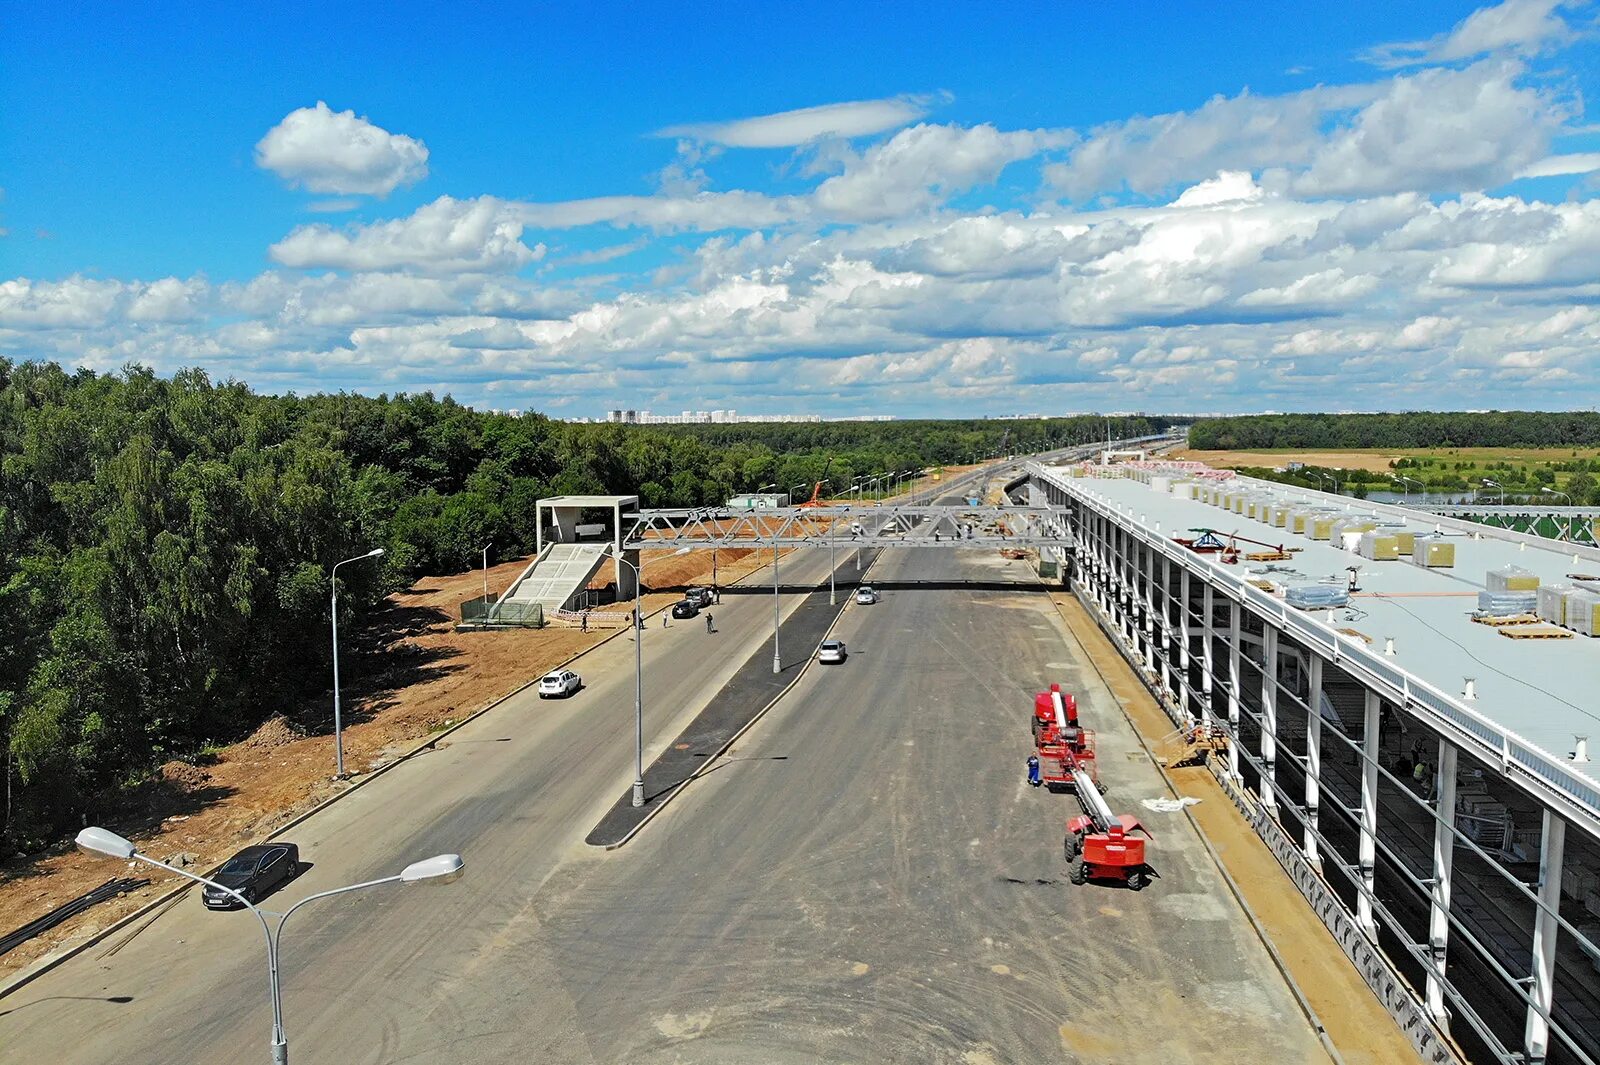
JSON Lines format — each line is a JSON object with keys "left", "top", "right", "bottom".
{"left": 1245, "top": 550, "right": 1293, "bottom": 561}
{"left": 1472, "top": 613, "right": 1540, "bottom": 627}
{"left": 1336, "top": 627, "right": 1373, "bottom": 644}
{"left": 1499, "top": 625, "right": 1574, "bottom": 640}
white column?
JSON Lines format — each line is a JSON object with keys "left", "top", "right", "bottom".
{"left": 1304, "top": 655, "right": 1323, "bottom": 868}
{"left": 1525, "top": 810, "right": 1567, "bottom": 1064}
{"left": 1358, "top": 690, "right": 1381, "bottom": 936}
{"left": 1161, "top": 554, "right": 1176, "bottom": 698}
{"left": 1119, "top": 534, "right": 1134, "bottom": 645}
{"left": 1178, "top": 567, "right": 1193, "bottom": 726}
{"left": 1227, "top": 599, "right": 1242, "bottom": 784}
{"left": 1140, "top": 544, "right": 1156, "bottom": 673}
{"left": 1426, "top": 740, "right": 1458, "bottom": 1024}
{"left": 1201, "top": 583, "right": 1216, "bottom": 730}
{"left": 1260, "top": 625, "right": 1279, "bottom": 816}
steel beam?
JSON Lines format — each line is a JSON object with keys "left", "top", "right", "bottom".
{"left": 1227, "top": 599, "right": 1242, "bottom": 785}
{"left": 1305, "top": 654, "right": 1323, "bottom": 869}
{"left": 1427, "top": 739, "right": 1458, "bottom": 1024}
{"left": 1359, "top": 689, "right": 1381, "bottom": 937}
{"left": 1261, "top": 625, "right": 1279, "bottom": 816}
{"left": 1525, "top": 810, "right": 1567, "bottom": 1064}
{"left": 1179, "top": 567, "right": 1193, "bottom": 726}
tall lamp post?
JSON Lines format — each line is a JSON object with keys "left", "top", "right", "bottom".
{"left": 1483, "top": 478, "right": 1505, "bottom": 504}
{"left": 1541, "top": 486, "right": 1572, "bottom": 506}
{"left": 1392, "top": 474, "right": 1423, "bottom": 500}
{"left": 771, "top": 536, "right": 782, "bottom": 674}
{"left": 481, "top": 542, "right": 492, "bottom": 601}
{"left": 790, "top": 481, "right": 808, "bottom": 506}
{"left": 76, "top": 827, "right": 463, "bottom": 1065}
{"left": 330, "top": 547, "right": 385, "bottom": 779}
{"left": 614, "top": 548, "right": 689, "bottom": 807}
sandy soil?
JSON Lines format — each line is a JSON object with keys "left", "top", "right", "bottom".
{"left": 1048, "top": 590, "right": 1428, "bottom": 1065}
{"left": 0, "top": 546, "right": 780, "bottom": 982}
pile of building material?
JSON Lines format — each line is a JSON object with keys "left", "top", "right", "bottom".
{"left": 1286, "top": 584, "right": 1350, "bottom": 610}
{"left": 1357, "top": 531, "right": 1400, "bottom": 561}
{"left": 1413, "top": 538, "right": 1455, "bottom": 568}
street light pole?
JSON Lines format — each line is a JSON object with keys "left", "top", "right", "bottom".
{"left": 1483, "top": 478, "right": 1504, "bottom": 504}
{"left": 772, "top": 539, "right": 782, "bottom": 674}
{"left": 75, "top": 827, "right": 462, "bottom": 1065}
{"left": 330, "top": 547, "right": 385, "bottom": 780}
{"left": 613, "top": 548, "right": 688, "bottom": 807}
{"left": 481, "top": 542, "right": 491, "bottom": 601}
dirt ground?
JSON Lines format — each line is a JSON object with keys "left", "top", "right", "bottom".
{"left": 0, "top": 545, "right": 781, "bottom": 982}
{"left": 1048, "top": 589, "right": 1428, "bottom": 1065}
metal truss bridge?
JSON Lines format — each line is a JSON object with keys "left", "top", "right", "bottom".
{"left": 620, "top": 503, "right": 1072, "bottom": 550}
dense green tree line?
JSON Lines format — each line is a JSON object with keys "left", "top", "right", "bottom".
{"left": 0, "top": 359, "right": 1177, "bottom": 851}
{"left": 1189, "top": 412, "right": 1600, "bottom": 450}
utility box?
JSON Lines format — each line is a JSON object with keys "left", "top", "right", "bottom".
{"left": 1357, "top": 532, "right": 1400, "bottom": 561}
{"left": 1414, "top": 539, "right": 1456, "bottom": 568}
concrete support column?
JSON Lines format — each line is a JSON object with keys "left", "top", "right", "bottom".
{"left": 1201, "top": 583, "right": 1215, "bottom": 730}
{"left": 1161, "top": 554, "right": 1176, "bottom": 697}
{"left": 1426, "top": 739, "right": 1458, "bottom": 1024}
{"left": 1304, "top": 655, "right": 1323, "bottom": 868}
{"left": 1524, "top": 810, "right": 1567, "bottom": 1065}
{"left": 1178, "top": 567, "right": 1193, "bottom": 726}
{"left": 617, "top": 548, "right": 641, "bottom": 600}
{"left": 1358, "top": 690, "right": 1381, "bottom": 937}
{"left": 1227, "top": 599, "right": 1242, "bottom": 784}
{"left": 1260, "top": 625, "right": 1279, "bottom": 816}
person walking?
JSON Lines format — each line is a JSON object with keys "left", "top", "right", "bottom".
{"left": 714, "top": 587, "right": 721, "bottom": 604}
{"left": 705, "top": 613, "right": 715, "bottom": 634}
{"left": 581, "top": 610, "right": 589, "bottom": 633}
{"left": 663, "top": 611, "right": 668, "bottom": 628}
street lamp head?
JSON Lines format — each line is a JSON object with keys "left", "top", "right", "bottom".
{"left": 1483, "top": 479, "right": 1500, "bottom": 487}
{"left": 76, "top": 826, "right": 136, "bottom": 860}
{"left": 400, "top": 853, "right": 465, "bottom": 885}
{"left": 367, "top": 547, "right": 386, "bottom": 558}
{"left": 672, "top": 546, "right": 692, "bottom": 556}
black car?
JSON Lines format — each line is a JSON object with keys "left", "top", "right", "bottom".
{"left": 685, "top": 586, "right": 715, "bottom": 607}
{"left": 203, "top": 843, "right": 300, "bottom": 909}
{"left": 671, "top": 599, "right": 700, "bottom": 619}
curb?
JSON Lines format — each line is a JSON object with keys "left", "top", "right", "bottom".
{"left": 1042, "top": 581, "right": 1347, "bottom": 1065}
{"left": 0, "top": 562, "right": 770, "bottom": 1001}
{"left": 597, "top": 549, "right": 885, "bottom": 850}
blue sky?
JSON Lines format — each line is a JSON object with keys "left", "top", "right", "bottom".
{"left": 5, "top": 1, "right": 1600, "bottom": 416}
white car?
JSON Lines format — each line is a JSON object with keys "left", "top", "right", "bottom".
{"left": 855, "top": 586, "right": 878, "bottom": 605}
{"left": 538, "top": 669, "right": 581, "bottom": 698}
{"left": 817, "top": 640, "right": 848, "bottom": 665}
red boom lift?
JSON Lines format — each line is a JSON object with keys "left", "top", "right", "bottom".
{"left": 1030, "top": 684, "right": 1097, "bottom": 791}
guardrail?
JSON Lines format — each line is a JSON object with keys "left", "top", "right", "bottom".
{"left": 459, "top": 596, "right": 544, "bottom": 627}
{"left": 1027, "top": 461, "right": 1600, "bottom": 834}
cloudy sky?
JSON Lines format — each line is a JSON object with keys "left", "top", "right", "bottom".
{"left": 5, "top": 1, "right": 1600, "bottom": 417}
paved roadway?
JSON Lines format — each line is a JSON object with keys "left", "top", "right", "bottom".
{"left": 6, "top": 465, "right": 1329, "bottom": 1064}
{"left": 442, "top": 548, "right": 1330, "bottom": 1064}
{"left": 0, "top": 543, "right": 849, "bottom": 1064}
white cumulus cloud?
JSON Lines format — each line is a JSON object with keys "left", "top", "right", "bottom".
{"left": 656, "top": 95, "right": 941, "bottom": 147}
{"left": 1365, "top": 0, "right": 1577, "bottom": 68}
{"left": 256, "top": 101, "right": 429, "bottom": 197}
{"left": 269, "top": 196, "right": 544, "bottom": 273}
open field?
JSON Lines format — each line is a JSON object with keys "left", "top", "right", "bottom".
{"left": 1176, "top": 445, "right": 1600, "bottom": 473}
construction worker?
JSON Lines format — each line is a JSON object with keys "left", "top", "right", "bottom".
{"left": 1026, "top": 754, "right": 1041, "bottom": 787}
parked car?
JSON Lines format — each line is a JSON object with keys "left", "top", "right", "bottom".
{"left": 203, "top": 843, "right": 300, "bottom": 909}
{"left": 685, "top": 586, "right": 715, "bottom": 607}
{"left": 818, "top": 640, "right": 848, "bottom": 664}
{"left": 538, "top": 669, "right": 581, "bottom": 698}
{"left": 671, "top": 599, "right": 700, "bottom": 619}
{"left": 855, "top": 586, "right": 878, "bottom": 605}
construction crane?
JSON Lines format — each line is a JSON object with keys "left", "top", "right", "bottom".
{"left": 1172, "top": 527, "right": 1297, "bottom": 565}
{"left": 796, "top": 457, "right": 834, "bottom": 508}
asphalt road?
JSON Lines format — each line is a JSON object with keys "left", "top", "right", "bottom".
{"left": 406, "top": 549, "right": 1331, "bottom": 1064}
{"left": 5, "top": 464, "right": 1329, "bottom": 1064}
{"left": 0, "top": 542, "right": 851, "bottom": 1064}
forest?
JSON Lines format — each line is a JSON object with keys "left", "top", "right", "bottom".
{"left": 1188, "top": 411, "right": 1600, "bottom": 450}
{"left": 0, "top": 358, "right": 1175, "bottom": 851}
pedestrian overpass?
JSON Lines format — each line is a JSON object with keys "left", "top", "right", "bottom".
{"left": 619, "top": 503, "right": 1072, "bottom": 550}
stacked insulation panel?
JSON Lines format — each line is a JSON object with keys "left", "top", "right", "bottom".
{"left": 1286, "top": 584, "right": 1350, "bottom": 610}
{"left": 1486, "top": 565, "right": 1540, "bottom": 593}
{"left": 1538, "top": 584, "right": 1573, "bottom": 626}
{"left": 1357, "top": 532, "right": 1400, "bottom": 561}
{"left": 1567, "top": 589, "right": 1600, "bottom": 636}
{"left": 1413, "top": 539, "right": 1456, "bottom": 568}
{"left": 1270, "top": 504, "right": 1291, "bottom": 527}
{"left": 1309, "top": 513, "right": 1338, "bottom": 541}
{"left": 1478, "top": 591, "right": 1536, "bottom": 616}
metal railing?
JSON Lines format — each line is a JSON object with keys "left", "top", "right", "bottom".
{"left": 459, "top": 596, "right": 544, "bottom": 628}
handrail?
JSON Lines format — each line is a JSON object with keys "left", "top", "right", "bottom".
{"left": 1026, "top": 461, "right": 1600, "bottom": 833}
